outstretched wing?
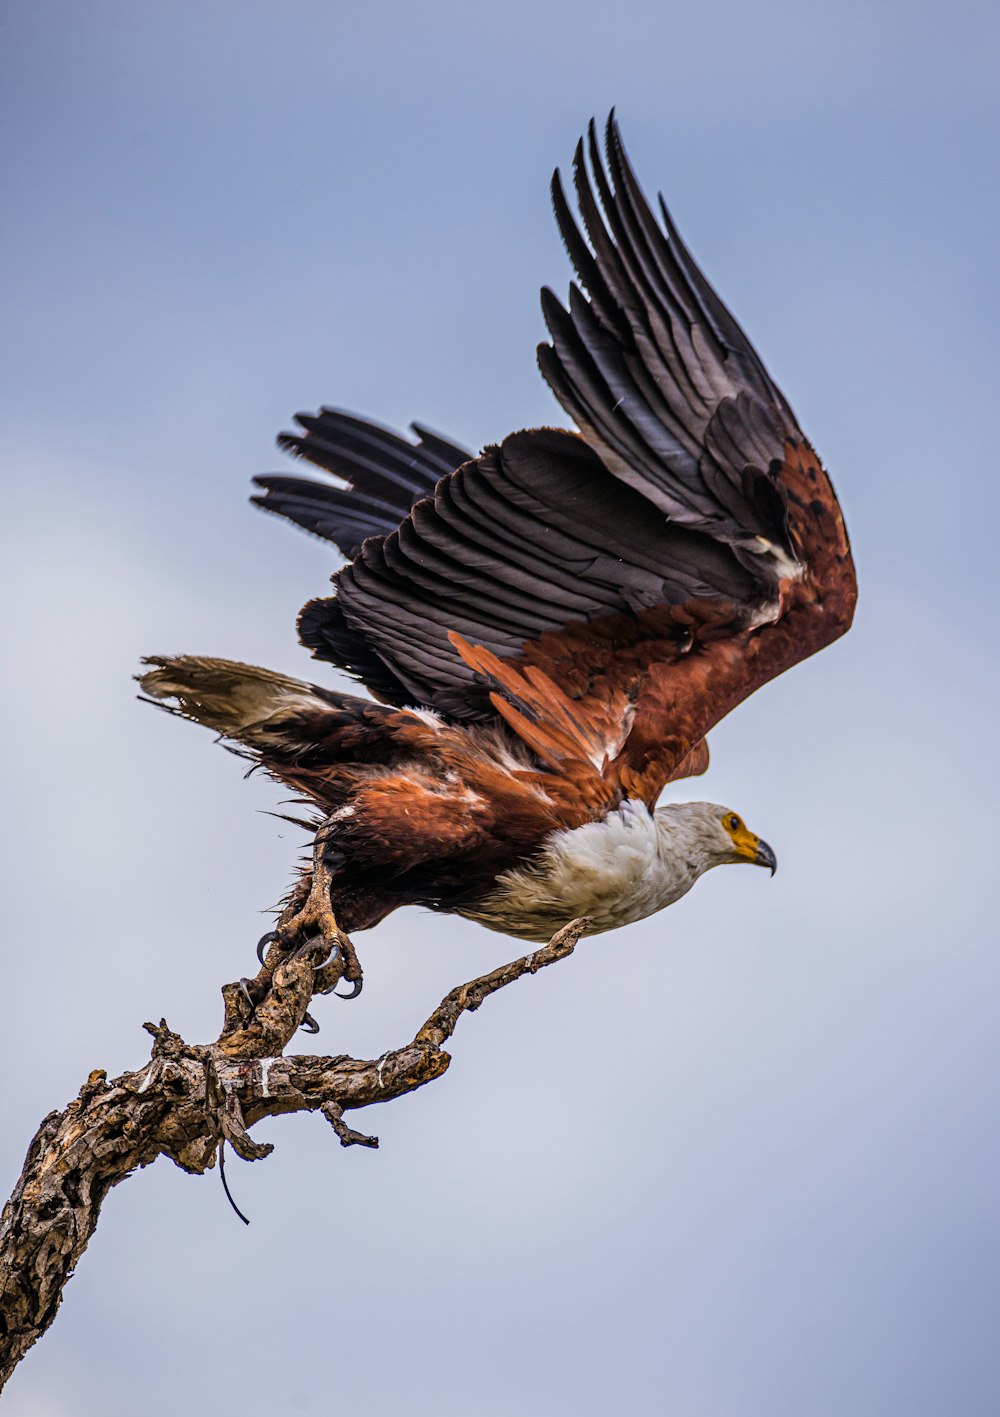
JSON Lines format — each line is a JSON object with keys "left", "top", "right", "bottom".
{"left": 287, "top": 116, "right": 856, "bottom": 805}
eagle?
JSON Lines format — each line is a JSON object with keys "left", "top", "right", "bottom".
{"left": 140, "top": 115, "right": 856, "bottom": 996}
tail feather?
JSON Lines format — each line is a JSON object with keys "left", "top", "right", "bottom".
{"left": 138, "top": 656, "right": 330, "bottom": 747}
{"left": 139, "top": 655, "right": 454, "bottom": 827}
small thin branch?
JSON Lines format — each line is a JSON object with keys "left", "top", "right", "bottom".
{"left": 321, "top": 1101, "right": 379, "bottom": 1149}
{"left": 0, "top": 914, "right": 590, "bottom": 1390}
{"left": 217, "top": 1142, "right": 251, "bottom": 1225}
{"left": 417, "top": 916, "right": 591, "bottom": 1048}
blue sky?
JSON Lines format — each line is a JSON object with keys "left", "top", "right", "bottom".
{"left": 3, "top": 2, "right": 999, "bottom": 1414}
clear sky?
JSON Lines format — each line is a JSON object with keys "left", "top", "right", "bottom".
{"left": 2, "top": 2, "right": 999, "bottom": 1414}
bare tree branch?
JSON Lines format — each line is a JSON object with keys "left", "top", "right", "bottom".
{"left": 0, "top": 914, "right": 590, "bottom": 1390}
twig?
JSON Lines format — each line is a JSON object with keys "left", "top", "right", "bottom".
{"left": 217, "top": 1141, "right": 251, "bottom": 1225}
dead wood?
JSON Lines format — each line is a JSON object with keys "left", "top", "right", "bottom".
{"left": 0, "top": 914, "right": 589, "bottom": 1390}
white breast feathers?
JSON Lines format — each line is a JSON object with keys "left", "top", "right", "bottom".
{"left": 460, "top": 799, "right": 729, "bottom": 942}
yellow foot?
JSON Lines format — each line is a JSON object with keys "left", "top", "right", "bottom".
{"left": 256, "top": 853, "right": 363, "bottom": 1000}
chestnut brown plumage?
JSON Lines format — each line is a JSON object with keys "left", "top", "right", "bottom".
{"left": 141, "top": 115, "right": 855, "bottom": 955}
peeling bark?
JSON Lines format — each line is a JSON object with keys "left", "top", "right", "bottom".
{"left": 0, "top": 915, "right": 589, "bottom": 1389}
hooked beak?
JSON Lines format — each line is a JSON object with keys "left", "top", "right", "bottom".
{"left": 754, "top": 838, "right": 777, "bottom": 876}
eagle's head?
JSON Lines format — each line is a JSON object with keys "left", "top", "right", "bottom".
{"left": 654, "top": 801, "right": 777, "bottom": 876}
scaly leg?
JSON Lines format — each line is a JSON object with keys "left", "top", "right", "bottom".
{"left": 256, "top": 836, "right": 363, "bottom": 1000}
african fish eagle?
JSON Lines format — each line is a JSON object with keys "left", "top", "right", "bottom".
{"left": 140, "top": 115, "right": 856, "bottom": 995}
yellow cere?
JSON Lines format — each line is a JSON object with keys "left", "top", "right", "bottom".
{"left": 721, "top": 811, "right": 760, "bottom": 860}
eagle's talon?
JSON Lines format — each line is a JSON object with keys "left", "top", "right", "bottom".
{"left": 329, "top": 929, "right": 364, "bottom": 1000}
{"left": 256, "top": 931, "right": 280, "bottom": 966}
{"left": 237, "top": 976, "right": 257, "bottom": 1018}
{"left": 300, "top": 1011, "right": 321, "bottom": 1034}
{"left": 260, "top": 857, "right": 363, "bottom": 1007}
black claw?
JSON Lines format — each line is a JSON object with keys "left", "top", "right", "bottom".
{"left": 237, "top": 977, "right": 256, "bottom": 1018}
{"left": 334, "top": 978, "right": 363, "bottom": 1001}
{"left": 257, "top": 931, "right": 279, "bottom": 966}
{"left": 300, "top": 1011, "right": 321, "bottom": 1034}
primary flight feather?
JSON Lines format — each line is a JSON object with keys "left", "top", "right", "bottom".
{"left": 141, "top": 115, "right": 855, "bottom": 966}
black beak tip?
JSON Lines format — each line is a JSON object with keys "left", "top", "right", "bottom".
{"left": 755, "top": 840, "right": 778, "bottom": 876}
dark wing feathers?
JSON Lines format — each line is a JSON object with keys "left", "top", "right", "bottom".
{"left": 258, "top": 115, "right": 855, "bottom": 803}
{"left": 308, "top": 420, "right": 767, "bottom": 722}
{"left": 540, "top": 117, "right": 799, "bottom": 567}
{"left": 296, "top": 597, "right": 417, "bottom": 706}
{"left": 407, "top": 422, "right": 474, "bottom": 472}
{"left": 250, "top": 476, "right": 407, "bottom": 550}
{"left": 438, "top": 470, "right": 622, "bottom": 614}
{"left": 253, "top": 408, "right": 472, "bottom": 559}
{"left": 276, "top": 407, "right": 465, "bottom": 492}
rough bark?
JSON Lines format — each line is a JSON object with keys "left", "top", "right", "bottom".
{"left": 0, "top": 916, "right": 589, "bottom": 1391}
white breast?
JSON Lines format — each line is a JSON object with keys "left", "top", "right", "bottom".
{"left": 459, "top": 800, "right": 701, "bottom": 942}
